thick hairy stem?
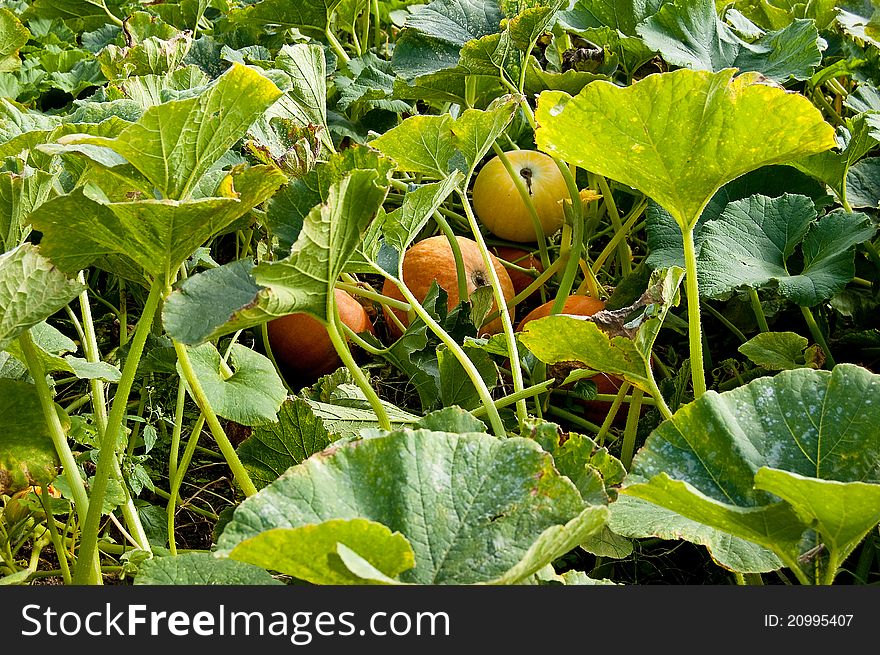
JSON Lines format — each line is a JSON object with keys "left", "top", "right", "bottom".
{"left": 17, "top": 330, "right": 101, "bottom": 583}
{"left": 325, "top": 295, "right": 392, "bottom": 431}
{"left": 172, "top": 341, "right": 258, "bottom": 497}
{"left": 682, "top": 227, "right": 707, "bottom": 398}
{"left": 385, "top": 269, "right": 508, "bottom": 437}
{"left": 458, "top": 190, "right": 528, "bottom": 425}
{"left": 72, "top": 281, "right": 163, "bottom": 584}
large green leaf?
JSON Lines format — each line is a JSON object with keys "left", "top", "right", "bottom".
{"left": 58, "top": 63, "right": 282, "bottom": 199}
{"left": 645, "top": 165, "right": 826, "bottom": 270}
{"left": 698, "top": 195, "right": 876, "bottom": 306}
{"left": 535, "top": 68, "right": 836, "bottom": 230}
{"left": 268, "top": 44, "right": 333, "bottom": 152}
{"left": 0, "top": 9, "right": 29, "bottom": 73}
{"left": 228, "top": 519, "right": 416, "bottom": 585}
{"left": 519, "top": 267, "right": 683, "bottom": 394}
{"left": 559, "top": 0, "right": 662, "bottom": 34}
{"left": 30, "top": 165, "right": 285, "bottom": 281}
{"left": 790, "top": 112, "right": 879, "bottom": 204}
{"left": 621, "top": 364, "right": 880, "bottom": 584}
{"left": 217, "top": 429, "right": 607, "bottom": 584}
{"left": 227, "top": 0, "right": 340, "bottom": 32}
{"left": 608, "top": 495, "right": 783, "bottom": 573}
{"left": 0, "top": 169, "right": 55, "bottom": 250}
{"left": 638, "top": 0, "right": 822, "bottom": 82}
{"left": 134, "top": 552, "right": 283, "bottom": 585}
{"left": 390, "top": 0, "right": 504, "bottom": 80}
{"left": 236, "top": 398, "right": 332, "bottom": 489}
{"left": 370, "top": 98, "right": 517, "bottom": 179}
{"left": 180, "top": 343, "right": 287, "bottom": 427}
{"left": 0, "top": 244, "right": 85, "bottom": 352}
{"left": 0, "top": 380, "right": 64, "bottom": 494}
{"left": 726, "top": 0, "right": 839, "bottom": 31}
{"left": 254, "top": 169, "right": 389, "bottom": 320}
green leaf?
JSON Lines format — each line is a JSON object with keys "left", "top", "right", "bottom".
{"left": 0, "top": 244, "right": 85, "bottom": 352}
{"left": 621, "top": 364, "right": 880, "bottom": 583}
{"left": 0, "top": 9, "right": 29, "bottom": 73}
{"left": 270, "top": 44, "right": 333, "bottom": 152}
{"left": 0, "top": 379, "right": 64, "bottom": 494}
{"left": 738, "top": 331, "right": 817, "bottom": 370}
{"left": 846, "top": 157, "right": 880, "bottom": 209}
{"left": 535, "top": 68, "right": 836, "bottom": 230}
{"left": 59, "top": 63, "right": 282, "bottom": 200}
{"left": 370, "top": 98, "right": 518, "bottom": 178}
{"left": 559, "top": 0, "right": 662, "bottom": 35}
{"left": 0, "top": 169, "right": 56, "bottom": 250}
{"left": 236, "top": 398, "right": 332, "bottom": 489}
{"left": 254, "top": 168, "right": 389, "bottom": 321}
{"left": 228, "top": 519, "right": 415, "bottom": 585}
{"left": 526, "top": 419, "right": 625, "bottom": 504}
{"left": 180, "top": 343, "right": 287, "bottom": 427}
{"left": 227, "top": 0, "right": 340, "bottom": 32}
{"left": 645, "top": 165, "right": 827, "bottom": 270}
{"left": 390, "top": 0, "right": 504, "bottom": 80}
{"left": 217, "top": 429, "right": 606, "bottom": 584}
{"left": 727, "top": 0, "right": 838, "bottom": 31}
{"left": 416, "top": 406, "right": 488, "bottom": 434}
{"left": 698, "top": 196, "right": 876, "bottom": 306}
{"left": 98, "top": 28, "right": 193, "bottom": 79}
{"left": 134, "top": 552, "right": 283, "bottom": 585}
{"left": 608, "top": 495, "right": 783, "bottom": 573}
{"left": 638, "top": 0, "right": 821, "bottom": 82}
{"left": 437, "top": 342, "right": 498, "bottom": 411}
{"left": 791, "top": 112, "right": 879, "bottom": 203}
{"left": 162, "top": 259, "right": 265, "bottom": 345}
{"left": 266, "top": 144, "right": 394, "bottom": 255}
{"left": 306, "top": 399, "right": 420, "bottom": 440}
{"left": 519, "top": 267, "right": 683, "bottom": 394}
{"left": 30, "top": 165, "right": 286, "bottom": 280}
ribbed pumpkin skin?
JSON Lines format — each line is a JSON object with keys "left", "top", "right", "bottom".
{"left": 381, "top": 235, "right": 516, "bottom": 338}
{"left": 267, "top": 289, "right": 373, "bottom": 382}
{"left": 472, "top": 150, "right": 569, "bottom": 242}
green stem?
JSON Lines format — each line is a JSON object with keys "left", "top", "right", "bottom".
{"left": 620, "top": 388, "right": 644, "bottom": 470}
{"left": 337, "top": 281, "right": 411, "bottom": 312}
{"left": 682, "top": 226, "right": 707, "bottom": 397}
{"left": 748, "top": 288, "right": 769, "bottom": 333}
{"left": 801, "top": 306, "right": 836, "bottom": 368}
{"left": 39, "top": 489, "right": 71, "bottom": 584}
{"left": 704, "top": 302, "right": 748, "bottom": 343}
{"left": 168, "top": 378, "right": 187, "bottom": 484}
{"left": 342, "top": 324, "right": 387, "bottom": 356}
{"left": 482, "top": 256, "right": 563, "bottom": 324}
{"left": 18, "top": 330, "right": 102, "bottom": 583}
{"left": 325, "top": 28, "right": 350, "bottom": 63}
{"left": 545, "top": 406, "right": 601, "bottom": 434}
{"left": 167, "top": 415, "right": 206, "bottom": 556}
{"left": 591, "top": 202, "right": 644, "bottom": 275}
{"left": 325, "top": 298, "right": 392, "bottom": 431}
{"left": 384, "top": 268, "right": 507, "bottom": 437}
{"left": 550, "top": 160, "right": 585, "bottom": 315}
{"left": 77, "top": 277, "right": 150, "bottom": 551}
{"left": 595, "top": 176, "right": 632, "bottom": 276}
{"left": 470, "top": 379, "right": 555, "bottom": 418}
{"left": 72, "top": 281, "right": 163, "bottom": 584}
{"left": 593, "top": 381, "right": 631, "bottom": 447}
{"left": 433, "top": 210, "right": 470, "bottom": 305}
{"left": 152, "top": 486, "right": 218, "bottom": 521}
{"left": 459, "top": 190, "right": 528, "bottom": 425}
{"left": 172, "top": 340, "right": 258, "bottom": 497}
